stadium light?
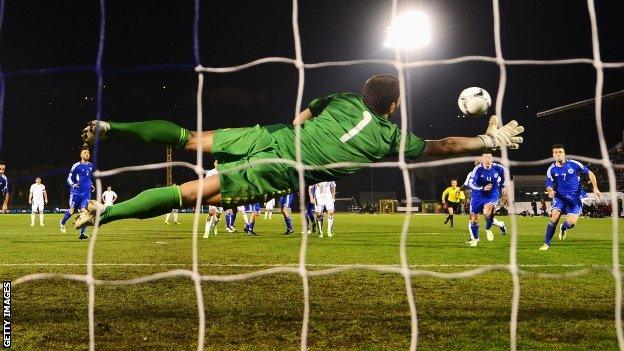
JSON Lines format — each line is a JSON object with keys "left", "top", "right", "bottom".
{"left": 384, "top": 10, "right": 431, "bottom": 49}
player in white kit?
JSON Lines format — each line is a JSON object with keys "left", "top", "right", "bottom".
{"left": 29, "top": 177, "right": 48, "bottom": 226}
{"left": 204, "top": 165, "right": 223, "bottom": 238}
{"left": 311, "top": 181, "right": 336, "bottom": 237}
{"left": 102, "top": 186, "right": 118, "bottom": 207}
{"left": 264, "top": 198, "right": 275, "bottom": 219}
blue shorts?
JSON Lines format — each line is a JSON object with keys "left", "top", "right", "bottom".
{"left": 279, "top": 193, "right": 294, "bottom": 208}
{"left": 244, "top": 203, "right": 261, "bottom": 213}
{"left": 470, "top": 194, "right": 499, "bottom": 215}
{"left": 552, "top": 195, "right": 582, "bottom": 215}
{"left": 69, "top": 193, "right": 90, "bottom": 210}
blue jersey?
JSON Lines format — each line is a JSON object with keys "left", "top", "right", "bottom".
{"left": 0, "top": 175, "right": 8, "bottom": 197}
{"left": 465, "top": 163, "right": 507, "bottom": 198}
{"left": 67, "top": 162, "right": 94, "bottom": 195}
{"left": 546, "top": 159, "right": 589, "bottom": 199}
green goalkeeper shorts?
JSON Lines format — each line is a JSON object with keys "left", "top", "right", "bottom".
{"left": 213, "top": 125, "right": 299, "bottom": 206}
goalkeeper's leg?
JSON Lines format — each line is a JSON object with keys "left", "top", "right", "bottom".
{"left": 82, "top": 120, "right": 216, "bottom": 152}
{"left": 75, "top": 175, "right": 221, "bottom": 228}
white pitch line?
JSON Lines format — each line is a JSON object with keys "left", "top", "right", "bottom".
{"left": 0, "top": 262, "right": 619, "bottom": 268}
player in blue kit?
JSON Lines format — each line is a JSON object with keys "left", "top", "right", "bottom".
{"left": 243, "top": 202, "right": 260, "bottom": 236}
{"left": 539, "top": 144, "right": 601, "bottom": 251}
{"left": 464, "top": 153, "right": 508, "bottom": 247}
{"left": 0, "top": 161, "right": 9, "bottom": 213}
{"left": 60, "top": 149, "right": 94, "bottom": 240}
{"left": 279, "top": 193, "right": 295, "bottom": 235}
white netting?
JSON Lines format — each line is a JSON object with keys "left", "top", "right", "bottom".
{"left": 10, "top": 0, "right": 624, "bottom": 350}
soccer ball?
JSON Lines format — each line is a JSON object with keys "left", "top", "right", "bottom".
{"left": 457, "top": 87, "right": 492, "bottom": 116}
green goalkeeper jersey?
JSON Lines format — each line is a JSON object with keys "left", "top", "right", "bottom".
{"left": 270, "top": 92, "right": 427, "bottom": 183}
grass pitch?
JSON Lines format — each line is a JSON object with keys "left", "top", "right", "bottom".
{"left": 2, "top": 212, "right": 623, "bottom": 350}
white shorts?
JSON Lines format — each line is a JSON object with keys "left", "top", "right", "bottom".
{"left": 315, "top": 199, "right": 334, "bottom": 213}
{"left": 31, "top": 200, "right": 44, "bottom": 213}
{"left": 209, "top": 205, "right": 223, "bottom": 213}
{"left": 265, "top": 204, "right": 274, "bottom": 210}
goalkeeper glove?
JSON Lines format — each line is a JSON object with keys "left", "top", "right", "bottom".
{"left": 478, "top": 116, "right": 524, "bottom": 150}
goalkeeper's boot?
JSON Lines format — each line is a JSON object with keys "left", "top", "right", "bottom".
{"left": 59, "top": 219, "right": 67, "bottom": 234}
{"left": 78, "top": 233, "right": 90, "bottom": 240}
{"left": 500, "top": 222, "right": 507, "bottom": 236}
{"left": 486, "top": 229, "right": 494, "bottom": 241}
{"left": 539, "top": 244, "right": 550, "bottom": 251}
{"left": 558, "top": 224, "right": 566, "bottom": 240}
{"left": 81, "top": 120, "right": 110, "bottom": 147}
{"left": 74, "top": 200, "right": 105, "bottom": 228}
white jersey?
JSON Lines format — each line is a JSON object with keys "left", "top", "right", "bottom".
{"left": 102, "top": 190, "right": 117, "bottom": 205}
{"left": 30, "top": 183, "right": 46, "bottom": 202}
{"left": 265, "top": 198, "right": 275, "bottom": 209}
{"left": 314, "top": 181, "right": 335, "bottom": 202}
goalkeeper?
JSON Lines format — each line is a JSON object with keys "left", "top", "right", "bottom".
{"left": 75, "top": 75, "right": 524, "bottom": 228}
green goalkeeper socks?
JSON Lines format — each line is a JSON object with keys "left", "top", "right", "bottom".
{"left": 108, "top": 120, "right": 190, "bottom": 149}
{"left": 100, "top": 186, "right": 182, "bottom": 224}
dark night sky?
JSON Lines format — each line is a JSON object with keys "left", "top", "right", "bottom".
{"left": 0, "top": 0, "right": 623, "bottom": 204}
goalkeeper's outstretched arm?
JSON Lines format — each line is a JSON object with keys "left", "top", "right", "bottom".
{"left": 293, "top": 108, "right": 313, "bottom": 126}
{"left": 421, "top": 116, "right": 524, "bottom": 157}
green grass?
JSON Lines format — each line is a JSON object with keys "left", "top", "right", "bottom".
{"left": 2, "top": 213, "right": 623, "bottom": 350}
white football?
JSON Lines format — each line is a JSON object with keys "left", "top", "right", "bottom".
{"left": 457, "top": 87, "right": 492, "bottom": 116}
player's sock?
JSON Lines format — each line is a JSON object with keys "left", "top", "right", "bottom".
{"left": 268, "top": 212, "right": 272, "bottom": 219}
{"left": 40, "top": 213, "right": 44, "bottom": 225}
{"left": 61, "top": 211, "right": 72, "bottom": 225}
{"left": 231, "top": 213, "right": 237, "bottom": 226}
{"left": 485, "top": 215, "right": 494, "bottom": 230}
{"left": 492, "top": 218, "right": 504, "bottom": 227}
{"left": 173, "top": 211, "right": 178, "bottom": 223}
{"left": 561, "top": 221, "right": 574, "bottom": 232}
{"left": 444, "top": 215, "right": 450, "bottom": 224}
{"left": 242, "top": 212, "right": 249, "bottom": 225}
{"left": 108, "top": 120, "right": 190, "bottom": 149}
{"left": 31, "top": 213, "right": 35, "bottom": 226}
{"left": 470, "top": 222, "right": 479, "bottom": 240}
{"left": 450, "top": 214, "right": 454, "bottom": 226}
{"left": 205, "top": 217, "right": 214, "bottom": 235}
{"left": 327, "top": 216, "right": 334, "bottom": 233}
{"left": 227, "top": 213, "right": 233, "bottom": 227}
{"left": 99, "top": 186, "right": 182, "bottom": 225}
{"left": 80, "top": 226, "right": 87, "bottom": 236}
{"left": 284, "top": 216, "right": 293, "bottom": 230}
{"left": 544, "top": 221, "right": 556, "bottom": 245}
{"left": 164, "top": 213, "right": 171, "bottom": 224}
{"left": 318, "top": 216, "right": 324, "bottom": 230}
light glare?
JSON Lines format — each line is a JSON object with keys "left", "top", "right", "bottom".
{"left": 384, "top": 11, "right": 431, "bottom": 49}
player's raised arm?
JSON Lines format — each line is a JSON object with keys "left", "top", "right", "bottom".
{"left": 421, "top": 116, "right": 524, "bottom": 157}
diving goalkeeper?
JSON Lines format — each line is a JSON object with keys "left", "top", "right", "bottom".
{"left": 74, "top": 75, "right": 524, "bottom": 228}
